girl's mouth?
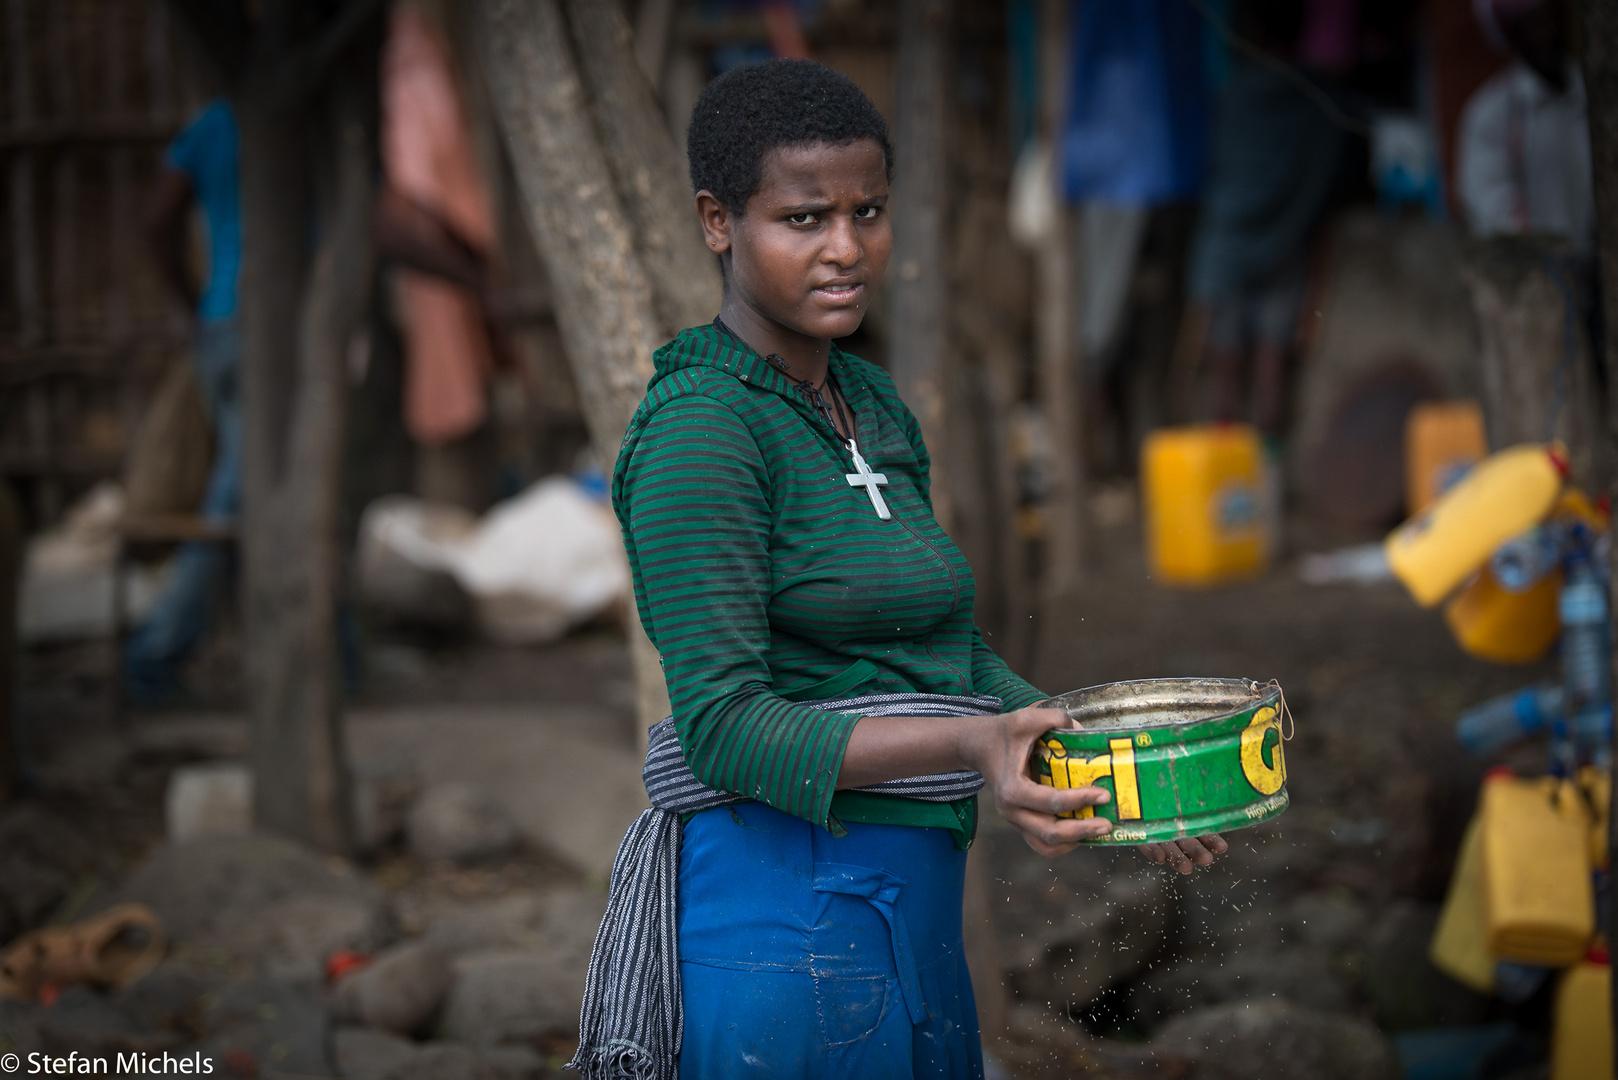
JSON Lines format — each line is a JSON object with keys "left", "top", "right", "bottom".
{"left": 813, "top": 282, "right": 865, "bottom": 305}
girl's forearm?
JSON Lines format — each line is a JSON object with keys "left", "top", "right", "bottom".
{"left": 835, "top": 714, "right": 995, "bottom": 789}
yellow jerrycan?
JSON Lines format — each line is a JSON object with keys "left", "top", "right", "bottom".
{"left": 1479, "top": 772, "right": 1594, "bottom": 967}
{"left": 1429, "top": 814, "right": 1495, "bottom": 993}
{"left": 1405, "top": 400, "right": 1486, "bottom": 514}
{"left": 1443, "top": 565, "right": 1562, "bottom": 664}
{"left": 1552, "top": 946, "right": 1612, "bottom": 1080}
{"left": 1142, "top": 424, "right": 1269, "bottom": 587}
{"left": 1446, "top": 487, "right": 1611, "bottom": 665}
{"left": 1578, "top": 766, "right": 1609, "bottom": 870}
{"left": 1386, "top": 444, "right": 1565, "bottom": 607}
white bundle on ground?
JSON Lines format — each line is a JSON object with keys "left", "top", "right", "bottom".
{"left": 358, "top": 477, "right": 628, "bottom": 644}
{"left": 19, "top": 482, "right": 168, "bottom": 643}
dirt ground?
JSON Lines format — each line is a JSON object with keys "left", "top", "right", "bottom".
{"left": 3, "top": 503, "right": 1563, "bottom": 1078}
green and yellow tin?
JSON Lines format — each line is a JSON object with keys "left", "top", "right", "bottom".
{"left": 1033, "top": 677, "right": 1289, "bottom": 845}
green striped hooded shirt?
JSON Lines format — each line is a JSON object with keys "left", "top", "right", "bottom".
{"left": 612, "top": 322, "right": 1045, "bottom": 844}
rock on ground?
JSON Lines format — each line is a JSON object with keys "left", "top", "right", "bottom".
{"left": 380, "top": 1043, "right": 507, "bottom": 1080}
{"left": 116, "top": 961, "right": 221, "bottom": 1034}
{"left": 986, "top": 837, "right": 1173, "bottom": 1010}
{"left": 439, "top": 951, "right": 583, "bottom": 1046}
{"left": 198, "top": 977, "right": 334, "bottom": 1077}
{"left": 0, "top": 964, "right": 224, "bottom": 1062}
{"left": 346, "top": 707, "right": 648, "bottom": 879}
{"left": 36, "top": 987, "right": 176, "bottom": 1056}
{"left": 1151, "top": 1000, "right": 1401, "bottom": 1080}
{"left": 99, "top": 833, "right": 395, "bottom": 983}
{"left": 0, "top": 803, "right": 99, "bottom": 945}
{"left": 334, "top": 941, "right": 453, "bottom": 1035}
{"left": 0, "top": 1001, "right": 44, "bottom": 1059}
{"left": 334, "top": 1026, "right": 420, "bottom": 1080}
{"left": 420, "top": 887, "right": 603, "bottom": 965}
{"left": 477, "top": 1042, "right": 549, "bottom": 1079}
{"left": 407, "top": 783, "right": 518, "bottom": 864}
{"left": 1130, "top": 944, "right": 1355, "bottom": 1026}
{"left": 336, "top": 1029, "right": 543, "bottom": 1080}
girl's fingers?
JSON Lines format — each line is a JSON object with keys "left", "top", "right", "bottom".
{"left": 1175, "top": 836, "right": 1216, "bottom": 866}
{"left": 1001, "top": 803, "right": 1111, "bottom": 854}
{"left": 1000, "top": 773, "right": 1111, "bottom": 817}
{"left": 1011, "top": 707, "right": 1076, "bottom": 734}
{"left": 1138, "top": 841, "right": 1194, "bottom": 873}
{"left": 1137, "top": 837, "right": 1223, "bottom": 873}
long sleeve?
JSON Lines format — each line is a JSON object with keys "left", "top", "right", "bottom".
{"left": 619, "top": 396, "right": 862, "bottom": 830}
{"left": 969, "top": 628, "right": 1047, "bottom": 709}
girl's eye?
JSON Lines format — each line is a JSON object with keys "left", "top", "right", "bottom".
{"left": 855, "top": 206, "right": 881, "bottom": 220}
{"left": 788, "top": 212, "right": 815, "bottom": 225}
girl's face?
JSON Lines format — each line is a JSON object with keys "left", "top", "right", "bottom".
{"left": 698, "top": 138, "right": 892, "bottom": 342}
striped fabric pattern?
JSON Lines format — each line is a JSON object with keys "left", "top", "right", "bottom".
{"left": 642, "top": 691, "right": 1005, "bottom": 811}
{"left": 571, "top": 691, "right": 1004, "bottom": 1080}
{"left": 612, "top": 323, "right": 1046, "bottom": 833}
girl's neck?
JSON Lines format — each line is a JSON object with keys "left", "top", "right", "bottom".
{"left": 718, "top": 296, "right": 832, "bottom": 386}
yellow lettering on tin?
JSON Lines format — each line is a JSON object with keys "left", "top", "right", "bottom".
{"left": 1240, "top": 706, "right": 1286, "bottom": 795}
{"left": 1060, "top": 753, "right": 1112, "bottom": 818}
{"left": 1041, "top": 738, "right": 1144, "bottom": 820}
{"left": 1108, "top": 738, "right": 1142, "bottom": 820}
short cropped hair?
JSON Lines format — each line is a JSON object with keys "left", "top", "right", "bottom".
{"left": 686, "top": 59, "right": 893, "bottom": 213}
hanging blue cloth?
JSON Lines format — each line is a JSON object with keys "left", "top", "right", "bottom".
{"left": 1060, "top": 0, "right": 1208, "bottom": 204}
{"left": 676, "top": 801, "right": 982, "bottom": 1078}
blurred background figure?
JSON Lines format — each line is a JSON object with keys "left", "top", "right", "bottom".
{"left": 123, "top": 98, "right": 241, "bottom": 703}
{"left": 1057, "top": 0, "right": 1206, "bottom": 476}
{"left": 376, "top": 1, "right": 507, "bottom": 514}
{"left": 1457, "top": 0, "right": 1593, "bottom": 250}
{"left": 1186, "top": 0, "right": 1353, "bottom": 440}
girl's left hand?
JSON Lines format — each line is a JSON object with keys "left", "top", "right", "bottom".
{"left": 1139, "top": 834, "right": 1227, "bottom": 874}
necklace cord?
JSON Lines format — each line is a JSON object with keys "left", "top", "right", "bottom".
{"left": 764, "top": 352, "right": 854, "bottom": 444}
{"left": 709, "top": 317, "right": 854, "bottom": 444}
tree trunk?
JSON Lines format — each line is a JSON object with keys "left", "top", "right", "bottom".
{"left": 237, "top": 65, "right": 374, "bottom": 854}
{"left": 890, "top": 0, "right": 953, "bottom": 528}
{"left": 1461, "top": 237, "right": 1607, "bottom": 490}
{"left": 957, "top": 310, "right": 1035, "bottom": 668}
{"left": 563, "top": 0, "right": 721, "bottom": 335}
{"left": 0, "top": 480, "right": 19, "bottom": 805}
{"left": 1575, "top": 1, "right": 1618, "bottom": 1062}
{"left": 167, "top": 0, "right": 386, "bottom": 856}
{"left": 475, "top": 0, "right": 671, "bottom": 733}
{"left": 1035, "top": 0, "right": 1086, "bottom": 596}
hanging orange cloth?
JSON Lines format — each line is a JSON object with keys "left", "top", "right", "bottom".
{"left": 381, "top": 4, "right": 499, "bottom": 446}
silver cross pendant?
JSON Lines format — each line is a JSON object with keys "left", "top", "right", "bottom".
{"left": 844, "top": 440, "right": 891, "bottom": 520}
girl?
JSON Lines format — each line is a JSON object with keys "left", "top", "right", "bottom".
{"left": 588, "top": 59, "right": 1223, "bottom": 1080}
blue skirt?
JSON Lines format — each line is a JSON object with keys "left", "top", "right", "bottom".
{"left": 677, "top": 802, "right": 984, "bottom": 1079}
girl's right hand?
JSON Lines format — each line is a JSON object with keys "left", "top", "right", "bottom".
{"left": 962, "top": 706, "right": 1113, "bottom": 857}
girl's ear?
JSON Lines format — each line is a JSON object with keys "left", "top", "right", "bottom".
{"left": 696, "top": 191, "right": 733, "bottom": 255}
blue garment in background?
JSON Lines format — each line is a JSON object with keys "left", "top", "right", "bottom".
{"left": 165, "top": 99, "right": 241, "bottom": 322}
{"left": 1061, "top": 0, "right": 1207, "bottom": 205}
{"left": 678, "top": 801, "right": 982, "bottom": 1078}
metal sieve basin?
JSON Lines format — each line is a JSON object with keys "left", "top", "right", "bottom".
{"left": 1033, "top": 677, "right": 1289, "bottom": 845}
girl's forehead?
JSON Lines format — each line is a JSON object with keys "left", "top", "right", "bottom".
{"left": 755, "top": 139, "right": 889, "bottom": 201}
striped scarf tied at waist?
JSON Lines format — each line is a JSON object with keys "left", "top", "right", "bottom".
{"left": 568, "top": 691, "right": 1003, "bottom": 1080}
